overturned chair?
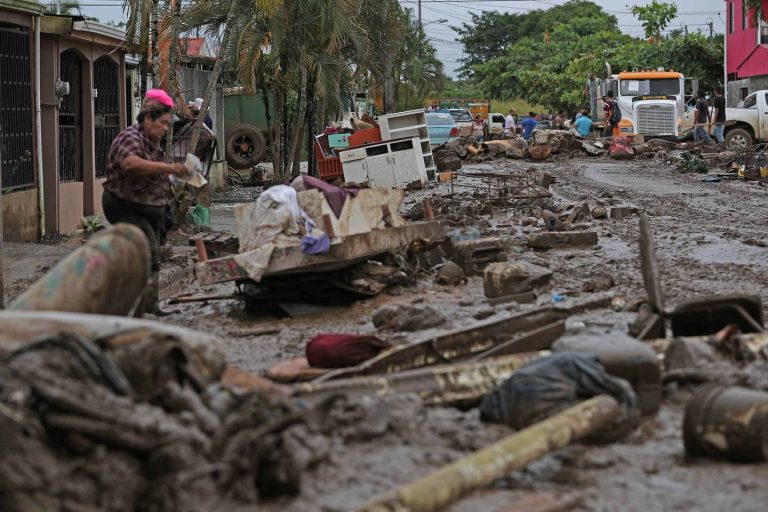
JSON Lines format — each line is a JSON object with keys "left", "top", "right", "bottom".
{"left": 631, "top": 212, "right": 764, "bottom": 339}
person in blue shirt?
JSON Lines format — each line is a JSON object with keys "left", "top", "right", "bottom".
{"left": 574, "top": 108, "right": 593, "bottom": 137}
{"left": 521, "top": 111, "right": 539, "bottom": 140}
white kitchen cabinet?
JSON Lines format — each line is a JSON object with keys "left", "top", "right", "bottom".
{"left": 378, "top": 109, "right": 436, "bottom": 180}
{"left": 339, "top": 137, "right": 427, "bottom": 189}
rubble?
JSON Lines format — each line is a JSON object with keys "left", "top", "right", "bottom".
{"left": 451, "top": 237, "right": 506, "bottom": 276}
{"left": 483, "top": 261, "right": 553, "bottom": 298}
{"left": 371, "top": 303, "right": 447, "bottom": 332}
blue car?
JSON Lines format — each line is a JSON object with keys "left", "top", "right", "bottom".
{"left": 426, "top": 112, "right": 460, "bottom": 146}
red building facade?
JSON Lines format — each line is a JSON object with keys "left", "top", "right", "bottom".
{"left": 726, "top": 0, "right": 768, "bottom": 105}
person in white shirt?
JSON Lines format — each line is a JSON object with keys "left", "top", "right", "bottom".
{"left": 504, "top": 109, "right": 517, "bottom": 136}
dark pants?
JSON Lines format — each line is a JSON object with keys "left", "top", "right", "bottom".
{"left": 603, "top": 123, "right": 616, "bottom": 137}
{"left": 102, "top": 190, "right": 166, "bottom": 271}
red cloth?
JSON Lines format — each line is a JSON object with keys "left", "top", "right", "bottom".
{"left": 306, "top": 334, "right": 392, "bottom": 368}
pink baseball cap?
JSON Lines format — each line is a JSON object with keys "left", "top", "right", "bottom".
{"left": 145, "top": 88, "right": 174, "bottom": 108}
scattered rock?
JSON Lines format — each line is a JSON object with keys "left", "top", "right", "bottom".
{"left": 483, "top": 261, "right": 553, "bottom": 298}
{"left": 527, "top": 231, "right": 599, "bottom": 249}
{"left": 371, "top": 303, "right": 447, "bottom": 331}
{"left": 591, "top": 206, "right": 608, "bottom": 219}
{"left": 541, "top": 211, "right": 561, "bottom": 231}
{"left": 744, "top": 239, "right": 767, "bottom": 248}
{"left": 582, "top": 273, "right": 616, "bottom": 293}
{"left": 473, "top": 308, "right": 496, "bottom": 320}
{"left": 435, "top": 261, "right": 467, "bottom": 286}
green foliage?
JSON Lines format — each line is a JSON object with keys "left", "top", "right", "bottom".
{"left": 628, "top": 1, "right": 678, "bottom": 42}
{"left": 454, "top": 1, "right": 618, "bottom": 78}
{"left": 458, "top": 1, "right": 723, "bottom": 117}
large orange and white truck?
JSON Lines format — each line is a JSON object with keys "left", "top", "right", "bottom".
{"left": 592, "top": 67, "right": 695, "bottom": 138}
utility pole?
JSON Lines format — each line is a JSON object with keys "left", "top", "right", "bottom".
{"left": 418, "top": 0, "right": 422, "bottom": 25}
{"left": 707, "top": 17, "right": 714, "bottom": 39}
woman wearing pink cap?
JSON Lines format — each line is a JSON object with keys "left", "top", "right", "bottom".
{"left": 102, "top": 89, "right": 188, "bottom": 316}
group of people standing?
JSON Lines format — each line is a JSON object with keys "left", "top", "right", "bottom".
{"left": 693, "top": 86, "right": 727, "bottom": 144}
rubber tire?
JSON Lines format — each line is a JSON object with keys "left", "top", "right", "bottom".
{"left": 225, "top": 124, "right": 267, "bottom": 168}
{"left": 724, "top": 128, "right": 753, "bottom": 149}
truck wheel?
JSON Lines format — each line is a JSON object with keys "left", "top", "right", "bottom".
{"left": 724, "top": 128, "right": 753, "bottom": 149}
{"left": 225, "top": 124, "right": 267, "bottom": 168}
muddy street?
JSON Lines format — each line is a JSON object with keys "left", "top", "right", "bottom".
{"left": 144, "top": 155, "right": 768, "bottom": 512}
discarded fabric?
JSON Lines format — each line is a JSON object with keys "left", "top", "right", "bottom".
{"left": 306, "top": 334, "right": 393, "bottom": 368}
{"left": 479, "top": 352, "right": 638, "bottom": 432}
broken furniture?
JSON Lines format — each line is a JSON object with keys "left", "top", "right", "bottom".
{"left": 314, "top": 128, "right": 383, "bottom": 181}
{"left": 194, "top": 188, "right": 445, "bottom": 309}
{"left": 377, "top": 108, "right": 436, "bottom": 179}
{"left": 632, "top": 212, "right": 764, "bottom": 339}
{"left": 340, "top": 137, "right": 428, "bottom": 189}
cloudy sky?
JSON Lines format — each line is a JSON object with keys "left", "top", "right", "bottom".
{"left": 71, "top": 0, "right": 726, "bottom": 77}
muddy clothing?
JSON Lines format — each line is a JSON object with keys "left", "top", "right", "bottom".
{"left": 103, "top": 124, "right": 169, "bottom": 207}
{"left": 102, "top": 190, "right": 167, "bottom": 272}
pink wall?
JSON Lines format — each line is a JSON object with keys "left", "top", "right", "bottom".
{"left": 727, "top": 0, "right": 768, "bottom": 78}
{"left": 58, "top": 181, "right": 84, "bottom": 234}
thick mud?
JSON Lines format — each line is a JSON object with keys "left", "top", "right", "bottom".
{"left": 75, "top": 155, "right": 768, "bottom": 510}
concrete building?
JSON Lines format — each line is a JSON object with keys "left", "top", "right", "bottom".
{"left": 0, "top": 0, "right": 128, "bottom": 241}
{"left": 725, "top": 0, "right": 768, "bottom": 105}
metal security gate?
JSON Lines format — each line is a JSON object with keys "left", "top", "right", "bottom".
{"left": 0, "top": 28, "right": 35, "bottom": 190}
{"left": 94, "top": 56, "right": 120, "bottom": 178}
{"left": 59, "top": 50, "right": 82, "bottom": 182}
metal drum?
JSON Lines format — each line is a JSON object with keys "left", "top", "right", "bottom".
{"left": 683, "top": 384, "right": 768, "bottom": 462}
{"left": 10, "top": 224, "right": 151, "bottom": 316}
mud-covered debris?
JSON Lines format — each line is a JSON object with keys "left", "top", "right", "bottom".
{"left": 435, "top": 261, "right": 467, "bottom": 286}
{"left": 552, "top": 335, "right": 661, "bottom": 414}
{"left": 609, "top": 206, "right": 638, "bottom": 220}
{"left": 480, "top": 352, "right": 639, "bottom": 438}
{"left": 541, "top": 210, "right": 562, "bottom": 231}
{"left": 434, "top": 149, "right": 462, "bottom": 171}
{"left": 582, "top": 272, "right": 616, "bottom": 292}
{"left": 371, "top": 303, "right": 447, "bottom": 332}
{"left": 591, "top": 205, "right": 608, "bottom": 219}
{"left": 527, "top": 231, "right": 598, "bottom": 249}
{"left": 483, "top": 261, "right": 553, "bottom": 298}
{"left": 564, "top": 201, "right": 592, "bottom": 224}
{"left": 683, "top": 384, "right": 768, "bottom": 462}
{"left": 452, "top": 237, "right": 506, "bottom": 276}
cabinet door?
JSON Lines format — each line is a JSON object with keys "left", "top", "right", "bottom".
{"left": 365, "top": 145, "right": 396, "bottom": 188}
{"left": 390, "top": 139, "right": 420, "bottom": 188}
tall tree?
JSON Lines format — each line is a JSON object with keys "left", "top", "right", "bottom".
{"left": 628, "top": 0, "right": 678, "bottom": 42}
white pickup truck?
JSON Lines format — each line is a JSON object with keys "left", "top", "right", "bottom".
{"left": 723, "top": 90, "right": 768, "bottom": 148}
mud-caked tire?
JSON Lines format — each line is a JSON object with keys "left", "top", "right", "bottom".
{"left": 225, "top": 124, "right": 267, "bottom": 168}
